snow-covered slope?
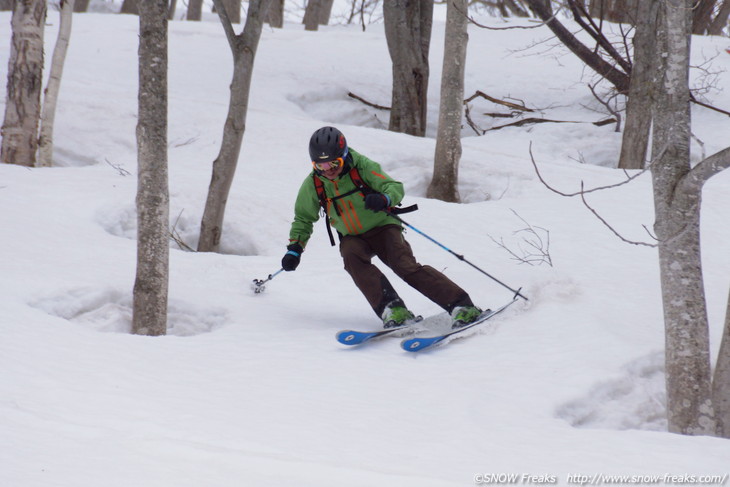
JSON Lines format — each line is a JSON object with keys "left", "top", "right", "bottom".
{"left": 2, "top": 10, "right": 730, "bottom": 487}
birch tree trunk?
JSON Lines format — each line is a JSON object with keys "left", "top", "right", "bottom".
{"left": 650, "top": 0, "right": 715, "bottom": 435}
{"left": 646, "top": 0, "right": 730, "bottom": 433}
{"left": 427, "top": 0, "right": 468, "bottom": 203}
{"left": 267, "top": 0, "right": 284, "bottom": 28}
{"left": 198, "top": 0, "right": 272, "bottom": 252}
{"left": 133, "top": 0, "right": 169, "bottom": 336}
{"left": 187, "top": 0, "right": 203, "bottom": 20}
{"left": 1, "top": 0, "right": 46, "bottom": 167}
{"left": 383, "top": 0, "right": 433, "bottom": 137}
{"left": 617, "top": 0, "right": 658, "bottom": 170}
{"left": 120, "top": 0, "right": 139, "bottom": 15}
{"left": 74, "top": 0, "right": 90, "bottom": 12}
{"left": 714, "top": 281, "right": 730, "bottom": 437}
{"left": 38, "top": 0, "right": 75, "bottom": 168}
{"left": 319, "top": 0, "right": 335, "bottom": 24}
{"left": 303, "top": 0, "right": 321, "bottom": 30}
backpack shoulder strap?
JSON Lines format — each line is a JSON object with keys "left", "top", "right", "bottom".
{"left": 311, "top": 173, "right": 337, "bottom": 247}
{"left": 348, "top": 166, "right": 372, "bottom": 194}
{"left": 348, "top": 166, "right": 419, "bottom": 215}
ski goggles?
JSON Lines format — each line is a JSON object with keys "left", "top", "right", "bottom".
{"left": 312, "top": 156, "right": 345, "bottom": 172}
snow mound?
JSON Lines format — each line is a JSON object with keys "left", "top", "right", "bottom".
{"left": 30, "top": 287, "right": 228, "bottom": 336}
{"left": 95, "top": 204, "right": 260, "bottom": 255}
{"left": 556, "top": 352, "right": 667, "bottom": 431}
{"left": 287, "top": 90, "right": 390, "bottom": 130}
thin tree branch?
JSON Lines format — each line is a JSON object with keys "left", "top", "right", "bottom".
{"left": 170, "top": 209, "right": 195, "bottom": 252}
{"left": 464, "top": 103, "right": 483, "bottom": 135}
{"left": 691, "top": 95, "right": 730, "bottom": 117}
{"left": 566, "top": 0, "right": 632, "bottom": 73}
{"left": 347, "top": 91, "right": 390, "bottom": 110}
{"left": 588, "top": 82, "right": 621, "bottom": 132}
{"left": 528, "top": 141, "right": 653, "bottom": 197}
{"left": 488, "top": 209, "right": 553, "bottom": 266}
{"left": 456, "top": 1, "right": 554, "bottom": 30}
{"left": 523, "top": 0, "right": 630, "bottom": 93}
{"left": 529, "top": 142, "right": 659, "bottom": 247}
{"left": 578, "top": 182, "right": 656, "bottom": 247}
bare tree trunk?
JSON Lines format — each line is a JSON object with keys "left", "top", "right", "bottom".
{"left": 38, "top": 0, "right": 75, "bottom": 168}
{"left": 692, "top": 0, "right": 717, "bottom": 34}
{"left": 1, "top": 0, "right": 46, "bottom": 167}
{"left": 427, "top": 0, "right": 468, "bottom": 203}
{"left": 168, "top": 0, "right": 178, "bottom": 20}
{"left": 134, "top": 0, "right": 169, "bottom": 336}
{"left": 708, "top": 0, "right": 730, "bottom": 34}
{"left": 267, "top": 0, "right": 284, "bottom": 28}
{"left": 74, "top": 0, "right": 90, "bottom": 12}
{"left": 224, "top": 0, "right": 241, "bottom": 23}
{"left": 187, "top": 0, "right": 203, "bottom": 20}
{"left": 503, "top": 0, "right": 530, "bottom": 17}
{"left": 198, "top": 0, "right": 273, "bottom": 252}
{"left": 383, "top": 0, "right": 433, "bottom": 137}
{"left": 319, "top": 0, "right": 335, "bottom": 24}
{"left": 714, "top": 280, "right": 730, "bottom": 437}
{"left": 120, "top": 0, "right": 139, "bottom": 15}
{"left": 651, "top": 0, "right": 715, "bottom": 436}
{"left": 617, "top": 0, "right": 658, "bottom": 170}
{"left": 303, "top": 0, "right": 321, "bottom": 30}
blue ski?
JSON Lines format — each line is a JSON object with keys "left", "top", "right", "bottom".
{"left": 336, "top": 316, "right": 424, "bottom": 346}
{"left": 400, "top": 298, "right": 518, "bottom": 352}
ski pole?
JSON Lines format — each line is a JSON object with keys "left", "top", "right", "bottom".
{"left": 252, "top": 268, "right": 284, "bottom": 294}
{"left": 387, "top": 212, "right": 529, "bottom": 301}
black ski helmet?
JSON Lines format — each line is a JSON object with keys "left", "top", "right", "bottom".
{"left": 309, "top": 126, "right": 348, "bottom": 162}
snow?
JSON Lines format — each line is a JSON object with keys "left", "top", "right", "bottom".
{"left": 2, "top": 7, "right": 730, "bottom": 487}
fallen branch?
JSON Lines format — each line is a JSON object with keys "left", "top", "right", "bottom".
{"left": 464, "top": 103, "right": 482, "bottom": 136}
{"left": 347, "top": 92, "right": 390, "bottom": 111}
{"left": 464, "top": 90, "right": 534, "bottom": 112}
{"left": 105, "top": 157, "right": 131, "bottom": 176}
{"left": 487, "top": 116, "right": 616, "bottom": 132}
{"left": 484, "top": 112, "right": 518, "bottom": 118}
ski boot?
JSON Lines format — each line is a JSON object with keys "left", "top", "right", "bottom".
{"left": 450, "top": 305, "right": 484, "bottom": 329}
{"left": 382, "top": 304, "right": 416, "bottom": 329}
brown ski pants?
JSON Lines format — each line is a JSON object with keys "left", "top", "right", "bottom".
{"left": 339, "top": 224, "right": 473, "bottom": 317}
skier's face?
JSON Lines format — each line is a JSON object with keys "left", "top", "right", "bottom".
{"left": 320, "top": 164, "right": 344, "bottom": 180}
{"left": 313, "top": 157, "right": 345, "bottom": 180}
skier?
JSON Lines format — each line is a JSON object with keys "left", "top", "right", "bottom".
{"left": 281, "top": 126, "right": 483, "bottom": 329}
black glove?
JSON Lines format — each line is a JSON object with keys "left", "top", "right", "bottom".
{"left": 364, "top": 193, "right": 390, "bottom": 212}
{"left": 281, "top": 243, "right": 303, "bottom": 272}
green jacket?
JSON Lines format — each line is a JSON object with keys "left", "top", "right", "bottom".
{"left": 288, "top": 148, "right": 404, "bottom": 248}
